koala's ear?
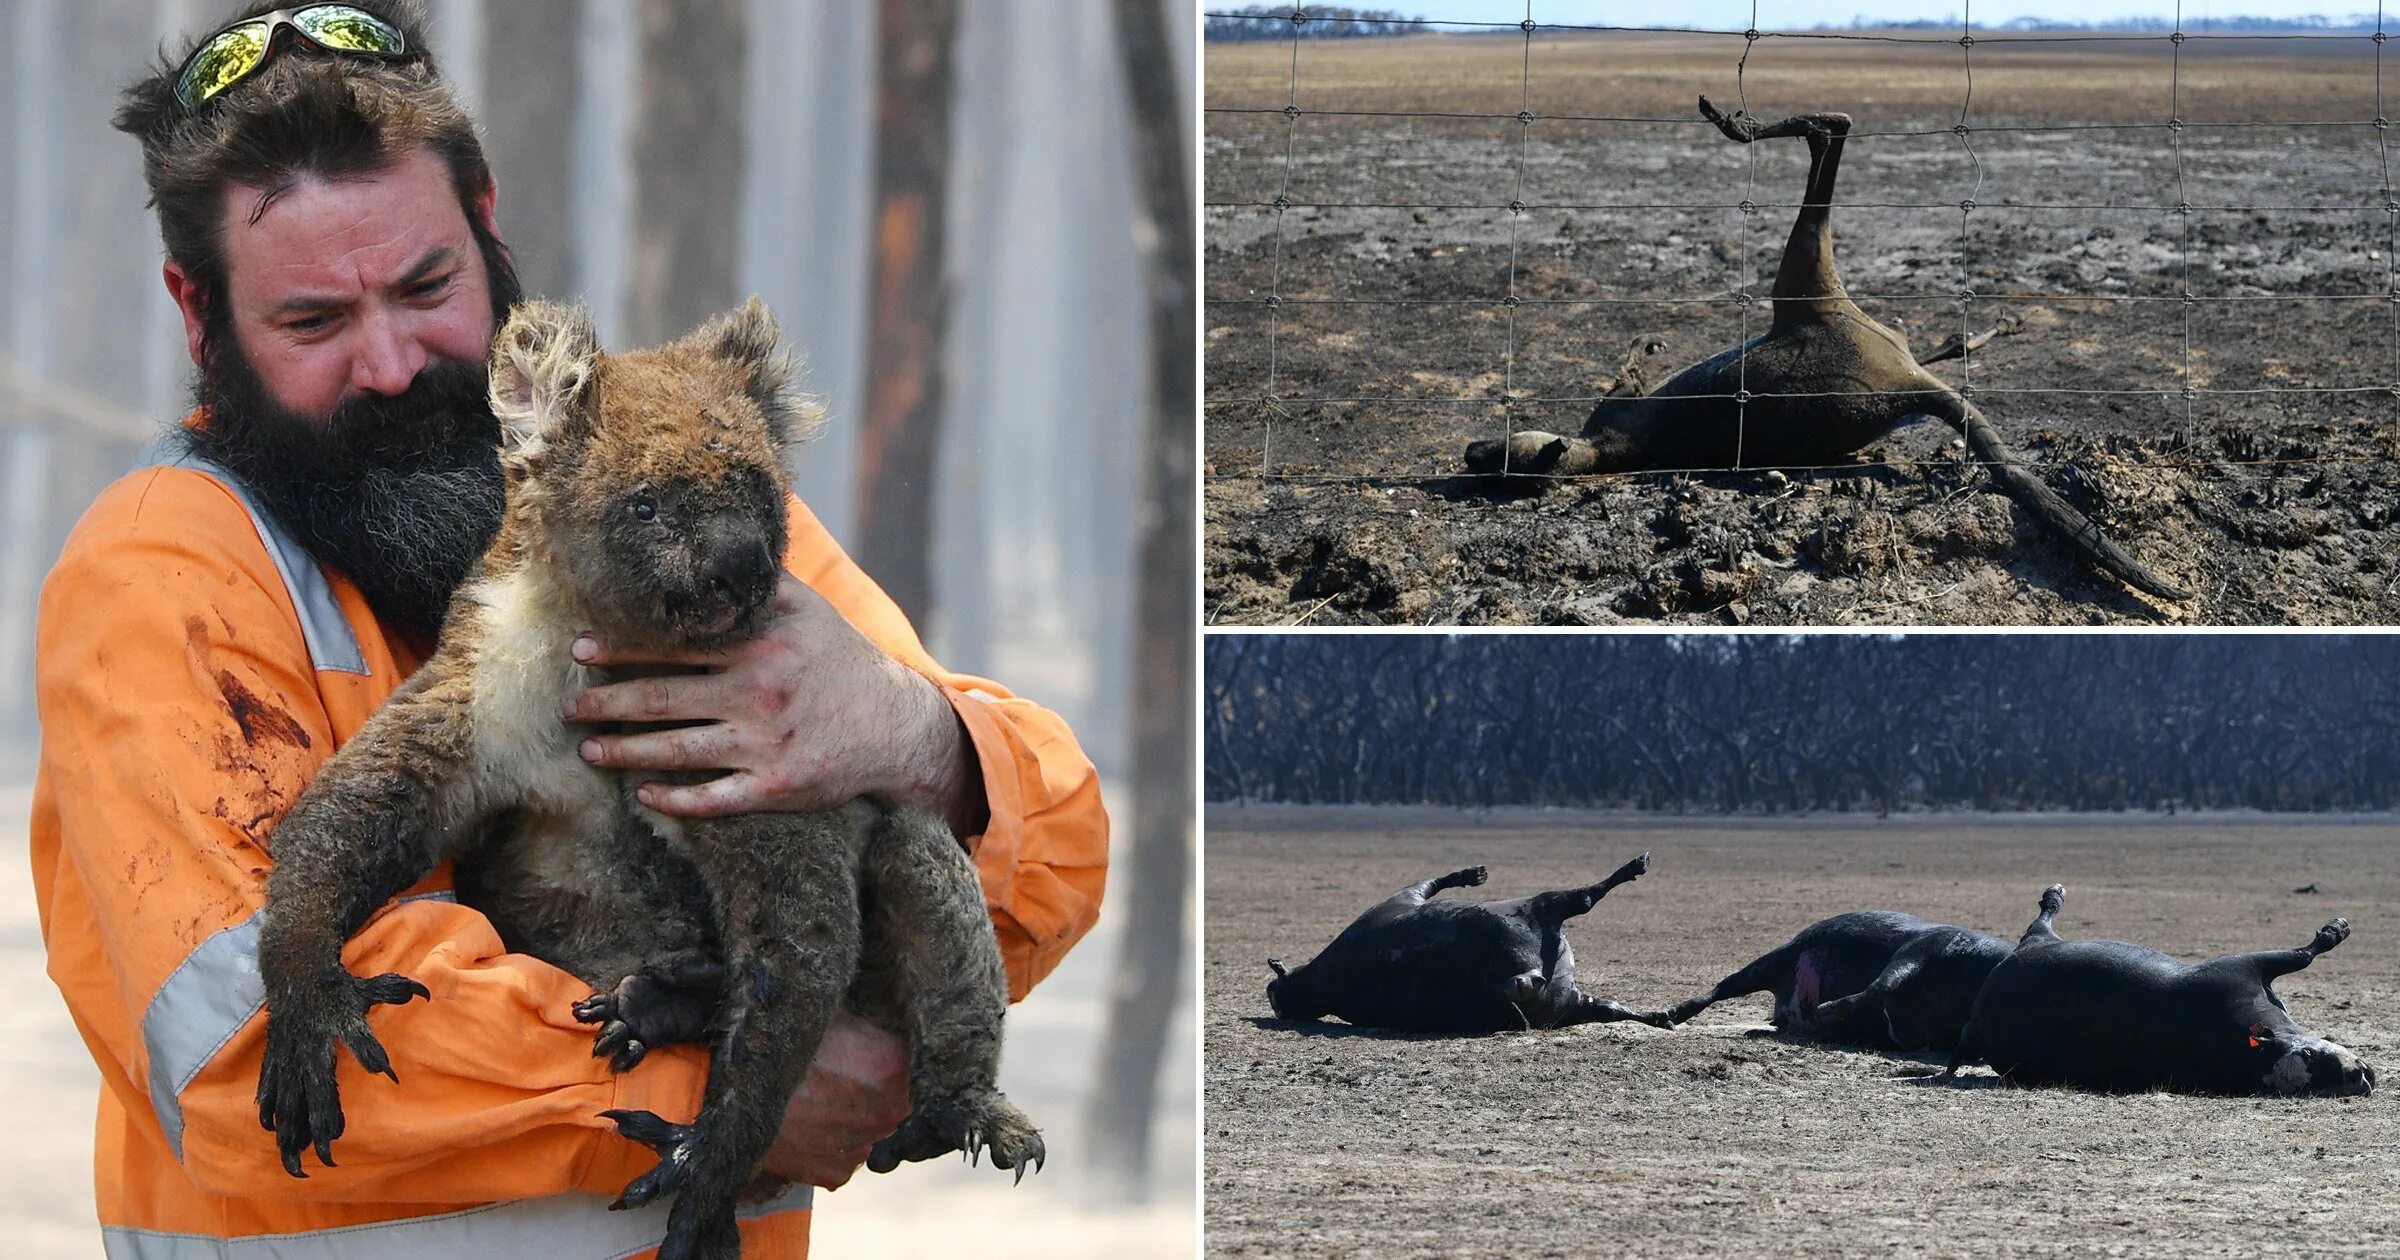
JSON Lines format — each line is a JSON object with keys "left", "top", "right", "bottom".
{"left": 489, "top": 300, "right": 601, "bottom": 453}
{"left": 681, "top": 296, "right": 824, "bottom": 446}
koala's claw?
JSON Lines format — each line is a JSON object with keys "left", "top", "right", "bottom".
{"left": 602, "top": 1108, "right": 701, "bottom": 1210}
{"left": 256, "top": 969, "right": 428, "bottom": 1177}
{"left": 867, "top": 1090, "right": 1045, "bottom": 1183}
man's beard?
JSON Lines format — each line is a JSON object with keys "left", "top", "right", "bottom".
{"left": 184, "top": 344, "right": 508, "bottom": 650}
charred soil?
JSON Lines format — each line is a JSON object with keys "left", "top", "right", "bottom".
{"left": 1205, "top": 33, "right": 2400, "bottom": 623}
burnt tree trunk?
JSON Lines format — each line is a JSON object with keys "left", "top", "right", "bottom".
{"left": 1085, "top": 0, "right": 1193, "bottom": 1202}
{"left": 625, "top": 0, "right": 743, "bottom": 344}
{"left": 856, "top": 0, "right": 956, "bottom": 622}
{"left": 482, "top": 0, "right": 583, "bottom": 301}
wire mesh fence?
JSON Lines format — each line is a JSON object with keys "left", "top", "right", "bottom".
{"left": 1202, "top": 4, "right": 2400, "bottom": 487}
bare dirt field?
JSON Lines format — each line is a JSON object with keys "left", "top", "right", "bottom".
{"left": 1205, "top": 805, "right": 2400, "bottom": 1257}
{"left": 1204, "top": 32, "right": 2400, "bottom": 624}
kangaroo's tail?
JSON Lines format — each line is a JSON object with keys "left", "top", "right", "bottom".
{"left": 1929, "top": 390, "right": 2192, "bottom": 602}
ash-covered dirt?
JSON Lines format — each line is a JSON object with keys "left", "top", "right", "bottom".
{"left": 1204, "top": 32, "right": 2400, "bottom": 623}
{"left": 1205, "top": 806, "right": 2400, "bottom": 1257}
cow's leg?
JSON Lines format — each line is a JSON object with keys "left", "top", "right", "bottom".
{"left": 1810, "top": 971, "right": 1894, "bottom": 1028}
{"left": 1390, "top": 866, "right": 1487, "bottom": 909}
{"left": 2220, "top": 918, "right": 2350, "bottom": 983}
{"left": 1657, "top": 942, "right": 1797, "bottom": 1027}
{"left": 1544, "top": 982, "right": 1675, "bottom": 1030}
{"left": 2017, "top": 884, "right": 2066, "bottom": 949}
{"left": 1938, "top": 1023, "right": 1983, "bottom": 1080}
{"left": 1528, "top": 851, "right": 1650, "bottom": 927}
{"left": 1811, "top": 958, "right": 1927, "bottom": 1048}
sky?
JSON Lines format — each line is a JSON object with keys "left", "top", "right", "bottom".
{"left": 1389, "top": 2, "right": 2381, "bottom": 27}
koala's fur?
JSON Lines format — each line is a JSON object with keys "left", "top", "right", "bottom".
{"left": 255, "top": 298, "right": 1040, "bottom": 1260}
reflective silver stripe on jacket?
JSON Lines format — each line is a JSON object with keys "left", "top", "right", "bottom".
{"left": 141, "top": 892, "right": 456, "bottom": 1162}
{"left": 143, "top": 436, "right": 369, "bottom": 675}
{"left": 101, "top": 1181, "right": 813, "bottom": 1259}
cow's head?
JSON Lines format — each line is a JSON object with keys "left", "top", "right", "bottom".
{"left": 1265, "top": 957, "right": 1325, "bottom": 1022}
{"left": 2257, "top": 1027, "right": 2375, "bottom": 1098}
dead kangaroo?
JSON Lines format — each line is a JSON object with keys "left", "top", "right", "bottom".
{"left": 254, "top": 298, "right": 1041, "bottom": 1260}
{"left": 1466, "top": 97, "right": 2189, "bottom": 602}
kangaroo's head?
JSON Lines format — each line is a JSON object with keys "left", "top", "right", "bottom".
{"left": 485, "top": 296, "right": 822, "bottom": 654}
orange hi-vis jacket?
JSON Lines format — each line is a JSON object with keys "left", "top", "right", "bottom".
{"left": 30, "top": 437, "right": 1109, "bottom": 1258}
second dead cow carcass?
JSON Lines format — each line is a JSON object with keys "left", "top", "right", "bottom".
{"left": 1466, "top": 98, "right": 2188, "bottom": 602}
{"left": 1654, "top": 910, "right": 2012, "bottom": 1052}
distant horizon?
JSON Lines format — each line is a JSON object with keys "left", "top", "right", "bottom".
{"left": 1206, "top": 3, "right": 2392, "bottom": 30}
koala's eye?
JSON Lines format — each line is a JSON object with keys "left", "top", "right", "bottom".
{"left": 630, "top": 494, "right": 657, "bottom": 522}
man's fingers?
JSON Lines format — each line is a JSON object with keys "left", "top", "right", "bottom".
{"left": 568, "top": 633, "right": 739, "bottom": 670}
{"left": 637, "top": 772, "right": 771, "bottom": 819}
{"left": 563, "top": 670, "right": 737, "bottom": 723}
{"left": 579, "top": 723, "right": 744, "bottom": 773}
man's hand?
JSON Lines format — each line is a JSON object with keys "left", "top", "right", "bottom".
{"left": 563, "top": 574, "right": 987, "bottom": 836}
{"left": 758, "top": 1012, "right": 912, "bottom": 1190}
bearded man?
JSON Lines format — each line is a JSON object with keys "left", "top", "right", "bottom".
{"left": 27, "top": 3, "right": 1107, "bottom": 1256}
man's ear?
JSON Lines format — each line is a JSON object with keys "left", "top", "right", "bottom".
{"left": 489, "top": 299, "right": 600, "bottom": 454}
{"left": 163, "top": 261, "right": 207, "bottom": 369}
{"left": 678, "top": 296, "right": 823, "bottom": 446}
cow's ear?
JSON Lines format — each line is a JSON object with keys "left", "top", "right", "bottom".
{"left": 491, "top": 300, "right": 601, "bottom": 454}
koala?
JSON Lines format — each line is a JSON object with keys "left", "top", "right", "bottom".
{"left": 254, "top": 297, "right": 1043, "bottom": 1260}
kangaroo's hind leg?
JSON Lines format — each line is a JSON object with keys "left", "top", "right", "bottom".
{"left": 856, "top": 806, "right": 1045, "bottom": 1180}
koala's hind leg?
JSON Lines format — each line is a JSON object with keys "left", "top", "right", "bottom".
{"left": 604, "top": 811, "right": 863, "bottom": 1260}
{"left": 854, "top": 806, "right": 1046, "bottom": 1180}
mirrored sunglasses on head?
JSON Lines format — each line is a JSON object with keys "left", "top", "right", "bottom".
{"left": 174, "top": 4, "right": 410, "bottom": 111}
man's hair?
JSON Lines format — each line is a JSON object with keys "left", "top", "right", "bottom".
{"left": 113, "top": 0, "right": 507, "bottom": 365}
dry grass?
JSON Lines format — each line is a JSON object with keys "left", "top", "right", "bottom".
{"left": 1207, "top": 30, "right": 2390, "bottom": 124}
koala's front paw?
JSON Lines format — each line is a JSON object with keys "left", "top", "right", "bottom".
{"left": 573, "top": 958, "right": 727, "bottom": 1072}
{"left": 255, "top": 970, "right": 429, "bottom": 1177}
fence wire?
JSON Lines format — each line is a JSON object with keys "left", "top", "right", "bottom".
{"left": 1203, "top": 6, "right": 2400, "bottom": 486}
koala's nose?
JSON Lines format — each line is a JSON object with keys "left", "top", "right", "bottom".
{"left": 706, "top": 538, "right": 776, "bottom": 607}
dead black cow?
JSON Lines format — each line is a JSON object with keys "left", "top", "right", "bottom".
{"left": 1656, "top": 911, "right": 2010, "bottom": 1052}
{"left": 1942, "top": 884, "right": 2376, "bottom": 1096}
{"left": 1265, "top": 854, "right": 1668, "bottom": 1034}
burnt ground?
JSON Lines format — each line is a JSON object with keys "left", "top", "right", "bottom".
{"left": 1204, "top": 32, "right": 2400, "bottom": 624}
{"left": 1205, "top": 806, "right": 2400, "bottom": 1257}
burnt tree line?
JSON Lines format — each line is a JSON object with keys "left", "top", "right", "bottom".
{"left": 1203, "top": 7, "right": 1430, "bottom": 41}
{"left": 1207, "top": 635, "right": 2400, "bottom": 814}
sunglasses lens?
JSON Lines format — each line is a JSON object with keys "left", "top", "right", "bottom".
{"left": 176, "top": 22, "right": 271, "bottom": 108}
{"left": 293, "top": 6, "right": 407, "bottom": 55}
